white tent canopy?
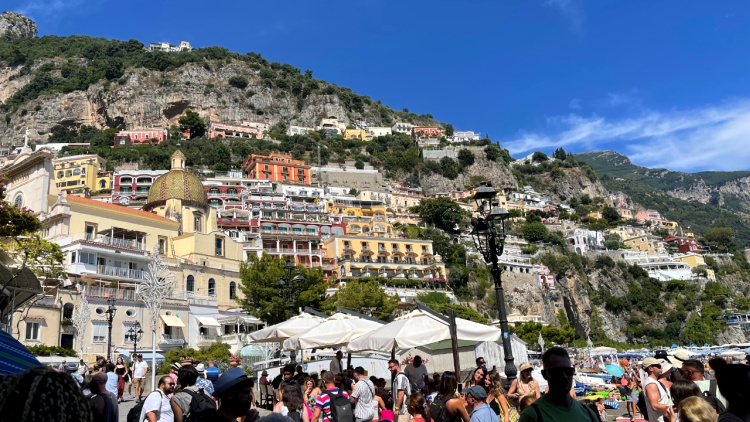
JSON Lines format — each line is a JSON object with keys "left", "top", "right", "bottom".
{"left": 588, "top": 346, "right": 618, "bottom": 357}
{"left": 346, "top": 309, "right": 502, "bottom": 353}
{"left": 247, "top": 312, "right": 324, "bottom": 343}
{"left": 282, "top": 312, "right": 383, "bottom": 351}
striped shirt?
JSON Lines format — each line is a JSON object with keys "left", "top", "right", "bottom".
{"left": 316, "top": 388, "right": 350, "bottom": 422}
{"left": 352, "top": 379, "right": 376, "bottom": 420}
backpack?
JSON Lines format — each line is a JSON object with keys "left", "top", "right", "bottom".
{"left": 703, "top": 379, "right": 726, "bottom": 414}
{"left": 127, "top": 390, "right": 163, "bottom": 422}
{"left": 183, "top": 388, "right": 220, "bottom": 422}
{"left": 428, "top": 395, "right": 451, "bottom": 422}
{"left": 286, "top": 409, "right": 302, "bottom": 422}
{"left": 329, "top": 388, "right": 354, "bottom": 422}
{"left": 637, "top": 390, "right": 649, "bottom": 421}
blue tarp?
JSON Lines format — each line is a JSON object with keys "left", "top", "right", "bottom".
{"left": 0, "top": 330, "right": 42, "bottom": 375}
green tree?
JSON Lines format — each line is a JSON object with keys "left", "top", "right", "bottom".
{"left": 444, "top": 124, "right": 454, "bottom": 137}
{"left": 605, "top": 234, "right": 621, "bottom": 250}
{"left": 521, "top": 221, "right": 549, "bottom": 242}
{"left": 323, "top": 279, "right": 399, "bottom": 321}
{"left": 410, "top": 197, "right": 468, "bottom": 234}
{"left": 704, "top": 227, "right": 735, "bottom": 251}
{"left": 550, "top": 167, "right": 565, "bottom": 180}
{"left": 580, "top": 194, "right": 592, "bottom": 205}
{"left": 602, "top": 206, "right": 620, "bottom": 223}
{"left": 355, "top": 159, "right": 364, "bottom": 170}
{"left": 416, "top": 292, "right": 452, "bottom": 307}
{"left": 178, "top": 109, "right": 206, "bottom": 138}
{"left": 484, "top": 144, "right": 501, "bottom": 162}
{"left": 238, "top": 254, "right": 325, "bottom": 325}
{"left": 158, "top": 343, "right": 232, "bottom": 374}
{"left": 553, "top": 147, "right": 567, "bottom": 160}
{"left": 532, "top": 151, "right": 548, "bottom": 162}
{"left": 228, "top": 76, "right": 249, "bottom": 89}
{"left": 457, "top": 149, "right": 474, "bottom": 168}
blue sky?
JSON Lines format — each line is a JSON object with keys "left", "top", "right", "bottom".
{"left": 7, "top": 0, "right": 750, "bottom": 172}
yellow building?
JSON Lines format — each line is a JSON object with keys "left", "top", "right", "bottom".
{"left": 323, "top": 235, "right": 446, "bottom": 281}
{"left": 343, "top": 129, "right": 368, "bottom": 141}
{"left": 52, "top": 154, "right": 111, "bottom": 193}
{"left": 355, "top": 190, "right": 424, "bottom": 215}
{"left": 673, "top": 253, "right": 706, "bottom": 268}
{"left": 662, "top": 220, "right": 679, "bottom": 233}
{"left": 326, "top": 197, "right": 391, "bottom": 236}
{"left": 27, "top": 151, "right": 261, "bottom": 357}
{"left": 622, "top": 234, "right": 665, "bottom": 255}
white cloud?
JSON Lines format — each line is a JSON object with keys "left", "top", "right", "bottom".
{"left": 16, "top": 0, "right": 86, "bottom": 17}
{"left": 568, "top": 98, "right": 582, "bottom": 109}
{"left": 544, "top": 0, "right": 585, "bottom": 34}
{"left": 502, "top": 99, "right": 750, "bottom": 171}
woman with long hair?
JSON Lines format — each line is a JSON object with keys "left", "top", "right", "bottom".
{"left": 507, "top": 363, "right": 540, "bottom": 410}
{"left": 486, "top": 374, "right": 518, "bottom": 422}
{"left": 274, "top": 382, "right": 311, "bottom": 422}
{"left": 678, "top": 396, "right": 718, "bottom": 422}
{"left": 302, "top": 377, "right": 319, "bottom": 419}
{"left": 466, "top": 367, "right": 486, "bottom": 388}
{"left": 115, "top": 356, "right": 127, "bottom": 403}
{"left": 435, "top": 372, "right": 470, "bottom": 422}
{"left": 406, "top": 393, "right": 431, "bottom": 422}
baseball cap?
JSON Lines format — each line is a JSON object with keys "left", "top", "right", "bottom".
{"left": 642, "top": 357, "right": 661, "bottom": 367}
{"left": 464, "top": 385, "right": 487, "bottom": 400}
{"left": 214, "top": 367, "right": 254, "bottom": 398}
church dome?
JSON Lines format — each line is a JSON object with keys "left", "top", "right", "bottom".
{"left": 144, "top": 151, "right": 207, "bottom": 209}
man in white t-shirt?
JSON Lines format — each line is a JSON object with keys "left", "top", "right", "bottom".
{"left": 404, "top": 355, "right": 428, "bottom": 393}
{"left": 140, "top": 375, "right": 175, "bottom": 422}
{"left": 133, "top": 354, "right": 149, "bottom": 402}
{"left": 643, "top": 357, "right": 672, "bottom": 422}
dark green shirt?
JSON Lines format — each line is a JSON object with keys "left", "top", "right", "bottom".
{"left": 518, "top": 395, "right": 597, "bottom": 422}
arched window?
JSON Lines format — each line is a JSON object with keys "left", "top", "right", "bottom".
{"left": 13, "top": 193, "right": 23, "bottom": 208}
{"left": 62, "top": 303, "right": 74, "bottom": 319}
{"left": 65, "top": 170, "right": 72, "bottom": 177}
{"left": 208, "top": 278, "right": 216, "bottom": 297}
{"left": 99, "top": 180, "right": 107, "bottom": 188}
{"left": 57, "top": 171, "right": 63, "bottom": 178}
{"left": 73, "top": 169, "right": 81, "bottom": 175}
{"left": 186, "top": 275, "right": 195, "bottom": 292}
{"left": 229, "top": 281, "right": 236, "bottom": 299}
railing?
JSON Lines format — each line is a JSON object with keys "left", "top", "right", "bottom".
{"left": 79, "top": 233, "right": 148, "bottom": 251}
{"left": 160, "top": 334, "right": 186, "bottom": 345}
{"left": 97, "top": 265, "right": 144, "bottom": 280}
{"left": 87, "top": 286, "right": 138, "bottom": 301}
{"left": 263, "top": 247, "right": 321, "bottom": 254}
{"left": 260, "top": 230, "right": 319, "bottom": 237}
{"left": 337, "top": 257, "right": 439, "bottom": 266}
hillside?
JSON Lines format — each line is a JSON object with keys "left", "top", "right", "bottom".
{"left": 0, "top": 34, "right": 437, "bottom": 145}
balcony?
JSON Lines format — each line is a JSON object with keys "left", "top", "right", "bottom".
{"left": 97, "top": 265, "right": 144, "bottom": 280}
{"left": 160, "top": 334, "right": 186, "bottom": 346}
{"left": 136, "top": 179, "right": 152, "bottom": 185}
{"left": 87, "top": 286, "right": 138, "bottom": 301}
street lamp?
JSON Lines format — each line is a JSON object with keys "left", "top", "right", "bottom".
{"left": 470, "top": 181, "right": 516, "bottom": 387}
{"left": 105, "top": 297, "right": 117, "bottom": 361}
{"left": 126, "top": 321, "right": 144, "bottom": 359}
{"left": 276, "top": 259, "right": 305, "bottom": 320}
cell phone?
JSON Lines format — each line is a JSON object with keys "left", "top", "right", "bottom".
{"left": 457, "top": 384, "right": 463, "bottom": 394}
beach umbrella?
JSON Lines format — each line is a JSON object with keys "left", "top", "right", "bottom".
{"left": 347, "top": 309, "right": 502, "bottom": 353}
{"left": 247, "top": 312, "right": 324, "bottom": 343}
{"left": 0, "top": 330, "right": 42, "bottom": 375}
{"left": 605, "top": 364, "right": 625, "bottom": 377}
{"left": 671, "top": 344, "right": 678, "bottom": 348}
{"left": 589, "top": 346, "right": 618, "bottom": 357}
{"left": 282, "top": 313, "right": 383, "bottom": 351}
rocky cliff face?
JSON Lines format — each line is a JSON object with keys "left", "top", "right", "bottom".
{"left": 0, "top": 12, "right": 37, "bottom": 39}
{"left": 419, "top": 150, "right": 518, "bottom": 196}
{"left": 0, "top": 62, "right": 415, "bottom": 144}
{"left": 667, "top": 177, "right": 750, "bottom": 213}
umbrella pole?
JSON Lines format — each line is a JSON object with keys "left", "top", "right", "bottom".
{"left": 391, "top": 344, "right": 395, "bottom": 360}
{"left": 346, "top": 352, "right": 352, "bottom": 371}
{"left": 449, "top": 309, "right": 460, "bottom": 379}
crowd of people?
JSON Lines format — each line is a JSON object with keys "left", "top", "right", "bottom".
{"left": 4, "top": 347, "right": 750, "bottom": 422}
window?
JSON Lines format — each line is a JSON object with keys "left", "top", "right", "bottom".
{"left": 79, "top": 252, "right": 96, "bottom": 265}
{"left": 99, "top": 180, "right": 107, "bottom": 188}
{"left": 120, "top": 139, "right": 126, "bottom": 145}
{"left": 208, "top": 278, "right": 216, "bottom": 297}
{"left": 73, "top": 169, "right": 81, "bottom": 176}
{"left": 92, "top": 322, "right": 107, "bottom": 343}
{"left": 25, "top": 321, "right": 41, "bottom": 341}
{"left": 81, "top": 167, "right": 86, "bottom": 175}
{"left": 186, "top": 275, "right": 195, "bottom": 292}
{"left": 209, "top": 188, "right": 220, "bottom": 195}
{"left": 65, "top": 170, "right": 72, "bottom": 177}
{"left": 158, "top": 237, "right": 167, "bottom": 254}
{"left": 215, "top": 237, "right": 224, "bottom": 256}
{"left": 229, "top": 282, "right": 236, "bottom": 299}
{"left": 62, "top": 303, "right": 74, "bottom": 319}
{"left": 57, "top": 171, "right": 63, "bottom": 178}
{"left": 194, "top": 214, "right": 202, "bottom": 232}
{"left": 13, "top": 193, "right": 23, "bottom": 208}
{"left": 85, "top": 223, "right": 97, "bottom": 240}
{"left": 123, "top": 322, "right": 137, "bottom": 343}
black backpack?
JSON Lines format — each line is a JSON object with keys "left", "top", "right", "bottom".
{"left": 286, "top": 409, "right": 302, "bottom": 422}
{"left": 702, "top": 379, "right": 726, "bottom": 414}
{"left": 428, "top": 395, "right": 451, "bottom": 422}
{"left": 127, "top": 390, "right": 163, "bottom": 422}
{"left": 637, "top": 390, "right": 649, "bottom": 421}
{"left": 183, "top": 388, "right": 220, "bottom": 422}
{"left": 329, "top": 388, "right": 354, "bottom": 422}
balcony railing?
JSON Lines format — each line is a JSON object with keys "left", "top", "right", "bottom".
{"left": 81, "top": 234, "right": 148, "bottom": 251}
{"left": 160, "top": 334, "right": 186, "bottom": 345}
{"left": 337, "top": 257, "right": 439, "bottom": 266}
{"left": 87, "top": 286, "right": 138, "bottom": 301}
{"left": 97, "top": 265, "right": 144, "bottom": 280}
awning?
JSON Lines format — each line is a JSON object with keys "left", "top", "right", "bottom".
{"left": 195, "top": 316, "right": 221, "bottom": 327}
{"left": 160, "top": 314, "right": 185, "bottom": 327}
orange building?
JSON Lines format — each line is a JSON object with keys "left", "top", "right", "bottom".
{"left": 244, "top": 152, "right": 311, "bottom": 184}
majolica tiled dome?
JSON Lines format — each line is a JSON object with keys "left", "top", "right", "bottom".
{"left": 145, "top": 150, "right": 207, "bottom": 206}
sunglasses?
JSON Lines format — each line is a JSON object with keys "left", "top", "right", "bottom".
{"left": 545, "top": 367, "right": 575, "bottom": 377}
{"left": 681, "top": 369, "right": 695, "bottom": 376}
{"left": 649, "top": 364, "right": 662, "bottom": 369}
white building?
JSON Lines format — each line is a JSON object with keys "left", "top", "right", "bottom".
{"left": 451, "top": 131, "right": 480, "bottom": 143}
{"left": 288, "top": 126, "right": 315, "bottom": 136}
{"left": 392, "top": 122, "right": 415, "bottom": 135}
{"left": 566, "top": 229, "right": 605, "bottom": 255}
{"left": 367, "top": 127, "right": 392, "bottom": 138}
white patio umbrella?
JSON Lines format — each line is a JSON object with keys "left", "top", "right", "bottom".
{"left": 588, "top": 346, "right": 618, "bottom": 357}
{"left": 247, "top": 312, "right": 325, "bottom": 343}
{"left": 346, "top": 309, "right": 502, "bottom": 353}
{"left": 282, "top": 312, "right": 383, "bottom": 351}
{"left": 720, "top": 350, "right": 744, "bottom": 358}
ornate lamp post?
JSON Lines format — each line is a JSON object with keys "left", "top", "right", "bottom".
{"left": 276, "top": 259, "right": 306, "bottom": 320}
{"left": 126, "top": 321, "right": 144, "bottom": 358}
{"left": 105, "top": 297, "right": 117, "bottom": 361}
{"left": 470, "top": 181, "right": 516, "bottom": 386}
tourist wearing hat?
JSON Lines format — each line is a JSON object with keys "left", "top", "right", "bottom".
{"left": 667, "top": 351, "right": 690, "bottom": 369}
{"left": 214, "top": 368, "right": 258, "bottom": 422}
{"left": 642, "top": 357, "right": 672, "bottom": 422}
{"left": 465, "top": 385, "right": 494, "bottom": 422}
{"left": 194, "top": 363, "right": 215, "bottom": 397}
{"left": 260, "top": 370, "right": 271, "bottom": 387}
{"left": 509, "top": 362, "right": 540, "bottom": 410}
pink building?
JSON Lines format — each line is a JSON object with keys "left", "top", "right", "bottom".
{"left": 534, "top": 264, "right": 555, "bottom": 290}
{"left": 114, "top": 129, "right": 168, "bottom": 146}
{"left": 208, "top": 122, "right": 265, "bottom": 139}
{"left": 413, "top": 127, "right": 442, "bottom": 138}
{"left": 634, "top": 209, "right": 663, "bottom": 227}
